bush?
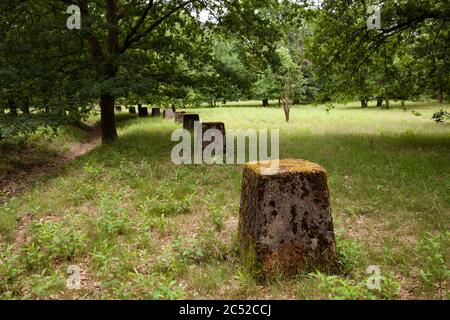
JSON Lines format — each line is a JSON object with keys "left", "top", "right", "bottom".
{"left": 431, "top": 109, "right": 450, "bottom": 123}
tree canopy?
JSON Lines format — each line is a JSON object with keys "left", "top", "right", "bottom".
{"left": 1, "top": 0, "right": 449, "bottom": 141}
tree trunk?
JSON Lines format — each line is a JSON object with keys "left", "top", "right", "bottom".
{"left": 382, "top": 96, "right": 389, "bottom": 109}
{"left": 88, "top": 0, "right": 119, "bottom": 144}
{"left": 262, "top": 99, "right": 269, "bottom": 107}
{"left": 100, "top": 94, "right": 117, "bottom": 143}
{"left": 8, "top": 99, "right": 17, "bottom": 116}
{"left": 438, "top": 89, "right": 443, "bottom": 103}
{"left": 376, "top": 97, "right": 383, "bottom": 107}
{"left": 21, "top": 96, "right": 30, "bottom": 114}
{"left": 293, "top": 99, "right": 300, "bottom": 105}
{"left": 360, "top": 98, "right": 368, "bottom": 108}
{"left": 283, "top": 100, "right": 290, "bottom": 122}
{"left": 278, "top": 98, "right": 281, "bottom": 107}
{"left": 401, "top": 100, "right": 406, "bottom": 109}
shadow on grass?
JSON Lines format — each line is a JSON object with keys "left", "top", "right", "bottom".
{"left": 1, "top": 116, "right": 449, "bottom": 241}
{"left": 341, "top": 100, "right": 448, "bottom": 110}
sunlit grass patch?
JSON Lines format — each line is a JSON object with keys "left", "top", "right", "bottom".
{"left": 0, "top": 101, "right": 448, "bottom": 299}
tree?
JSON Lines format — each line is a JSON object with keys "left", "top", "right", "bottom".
{"left": 251, "top": 67, "right": 279, "bottom": 106}
{"left": 309, "top": 0, "right": 450, "bottom": 107}
{"left": 1, "top": 0, "right": 285, "bottom": 143}
{"left": 274, "top": 46, "right": 306, "bottom": 122}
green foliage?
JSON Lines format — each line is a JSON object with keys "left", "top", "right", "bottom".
{"left": 252, "top": 68, "right": 279, "bottom": 101}
{"left": 324, "top": 103, "right": 335, "bottom": 113}
{"left": 0, "top": 0, "right": 290, "bottom": 141}
{"left": 335, "top": 237, "right": 364, "bottom": 274}
{"left": 210, "top": 207, "right": 225, "bottom": 232}
{"left": 0, "top": 244, "right": 24, "bottom": 296}
{"left": 311, "top": 271, "right": 400, "bottom": 300}
{"left": 310, "top": 0, "right": 450, "bottom": 104}
{"left": 411, "top": 110, "right": 422, "bottom": 117}
{"left": 0, "top": 114, "right": 61, "bottom": 142}
{"left": 312, "top": 272, "right": 376, "bottom": 300}
{"left": 150, "top": 275, "right": 186, "bottom": 300}
{"left": 139, "top": 194, "right": 194, "bottom": 217}
{"left": 96, "top": 194, "right": 129, "bottom": 236}
{"left": 432, "top": 110, "right": 450, "bottom": 123}
{"left": 416, "top": 232, "right": 450, "bottom": 287}
{"left": 22, "top": 220, "right": 87, "bottom": 270}
{"left": 24, "top": 270, "right": 65, "bottom": 298}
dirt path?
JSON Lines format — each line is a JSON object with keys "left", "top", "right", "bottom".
{"left": 0, "top": 124, "right": 101, "bottom": 204}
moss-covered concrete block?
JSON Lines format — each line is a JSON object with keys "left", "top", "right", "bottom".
{"left": 174, "top": 111, "right": 186, "bottom": 123}
{"left": 151, "top": 108, "right": 161, "bottom": 117}
{"left": 238, "top": 159, "right": 336, "bottom": 277}
{"left": 163, "top": 109, "right": 174, "bottom": 119}
{"left": 138, "top": 106, "right": 148, "bottom": 117}
{"left": 183, "top": 114, "right": 200, "bottom": 131}
{"left": 201, "top": 122, "right": 226, "bottom": 150}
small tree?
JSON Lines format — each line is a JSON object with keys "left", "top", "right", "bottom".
{"left": 274, "top": 46, "right": 305, "bottom": 122}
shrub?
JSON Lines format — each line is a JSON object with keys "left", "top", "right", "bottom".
{"left": 431, "top": 110, "right": 450, "bottom": 123}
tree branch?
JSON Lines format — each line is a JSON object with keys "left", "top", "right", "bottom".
{"left": 120, "top": 0, "right": 200, "bottom": 53}
{"left": 121, "top": 0, "right": 154, "bottom": 52}
{"left": 79, "top": 0, "right": 104, "bottom": 65}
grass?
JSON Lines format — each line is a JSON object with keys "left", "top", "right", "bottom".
{"left": 0, "top": 100, "right": 449, "bottom": 299}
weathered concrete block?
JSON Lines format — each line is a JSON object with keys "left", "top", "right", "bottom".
{"left": 201, "top": 122, "right": 226, "bottom": 150}
{"left": 138, "top": 106, "right": 148, "bottom": 117}
{"left": 163, "top": 109, "right": 174, "bottom": 119}
{"left": 129, "top": 106, "right": 136, "bottom": 114}
{"left": 115, "top": 106, "right": 122, "bottom": 112}
{"left": 151, "top": 108, "right": 161, "bottom": 117}
{"left": 238, "top": 159, "right": 336, "bottom": 277}
{"left": 174, "top": 111, "right": 186, "bottom": 123}
{"left": 183, "top": 114, "right": 200, "bottom": 131}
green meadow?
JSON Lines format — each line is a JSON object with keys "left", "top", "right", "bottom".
{"left": 1, "top": 101, "right": 449, "bottom": 299}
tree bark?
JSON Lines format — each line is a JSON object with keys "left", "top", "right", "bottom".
{"left": 8, "top": 99, "right": 17, "bottom": 116}
{"left": 21, "top": 96, "right": 30, "bottom": 114}
{"left": 438, "top": 89, "right": 443, "bottom": 103}
{"left": 360, "top": 98, "right": 368, "bottom": 108}
{"left": 376, "top": 97, "right": 383, "bottom": 107}
{"left": 81, "top": 0, "right": 120, "bottom": 143}
{"left": 382, "top": 96, "right": 390, "bottom": 109}
{"left": 100, "top": 94, "right": 118, "bottom": 143}
{"left": 283, "top": 101, "right": 290, "bottom": 122}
